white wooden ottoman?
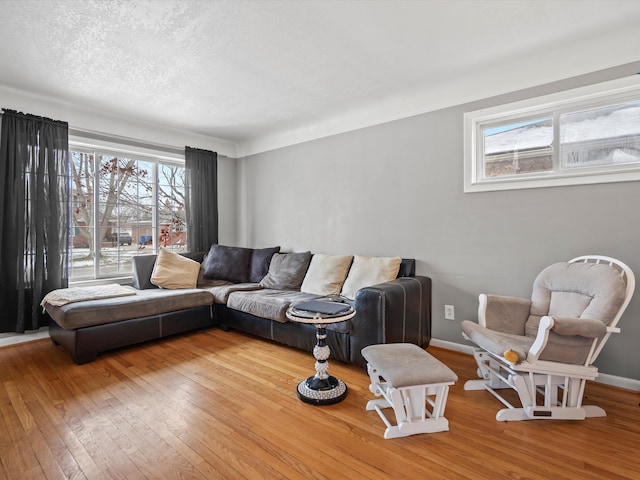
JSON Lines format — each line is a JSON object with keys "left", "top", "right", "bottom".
{"left": 361, "top": 343, "right": 458, "bottom": 439}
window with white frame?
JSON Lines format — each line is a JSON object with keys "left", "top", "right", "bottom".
{"left": 69, "top": 144, "right": 188, "bottom": 282}
{"left": 464, "top": 76, "right": 640, "bottom": 192}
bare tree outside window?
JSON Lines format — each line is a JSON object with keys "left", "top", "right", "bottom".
{"left": 158, "top": 164, "right": 187, "bottom": 249}
{"left": 69, "top": 149, "right": 187, "bottom": 280}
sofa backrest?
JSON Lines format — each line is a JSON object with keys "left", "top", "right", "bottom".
{"left": 132, "top": 252, "right": 415, "bottom": 290}
{"left": 398, "top": 258, "right": 415, "bottom": 278}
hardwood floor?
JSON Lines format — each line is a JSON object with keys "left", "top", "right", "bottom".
{"left": 1, "top": 328, "right": 638, "bottom": 480}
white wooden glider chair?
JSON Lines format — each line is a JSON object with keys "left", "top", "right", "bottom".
{"left": 461, "top": 255, "right": 635, "bottom": 421}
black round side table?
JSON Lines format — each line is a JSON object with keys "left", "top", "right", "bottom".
{"left": 286, "top": 303, "right": 355, "bottom": 405}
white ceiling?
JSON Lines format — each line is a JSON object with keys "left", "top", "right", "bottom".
{"left": 1, "top": 0, "right": 640, "bottom": 157}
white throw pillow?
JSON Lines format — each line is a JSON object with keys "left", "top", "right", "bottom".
{"left": 340, "top": 255, "right": 402, "bottom": 300}
{"left": 300, "top": 254, "right": 353, "bottom": 296}
{"left": 151, "top": 247, "right": 201, "bottom": 289}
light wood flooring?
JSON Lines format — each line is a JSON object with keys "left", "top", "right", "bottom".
{"left": 1, "top": 328, "right": 639, "bottom": 479}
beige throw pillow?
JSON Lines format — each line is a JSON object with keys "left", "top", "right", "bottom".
{"left": 151, "top": 247, "right": 201, "bottom": 289}
{"left": 340, "top": 255, "right": 402, "bottom": 300}
{"left": 300, "top": 254, "right": 353, "bottom": 296}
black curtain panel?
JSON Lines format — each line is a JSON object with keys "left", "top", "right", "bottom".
{"left": 0, "top": 109, "right": 69, "bottom": 333}
{"left": 185, "top": 146, "right": 218, "bottom": 253}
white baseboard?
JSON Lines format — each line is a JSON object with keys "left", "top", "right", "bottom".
{"left": 595, "top": 372, "right": 640, "bottom": 392}
{"left": 0, "top": 327, "right": 49, "bottom": 347}
{"left": 429, "top": 338, "right": 640, "bottom": 392}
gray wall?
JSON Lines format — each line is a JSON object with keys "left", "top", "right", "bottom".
{"left": 217, "top": 155, "right": 239, "bottom": 246}
{"left": 237, "top": 65, "right": 640, "bottom": 382}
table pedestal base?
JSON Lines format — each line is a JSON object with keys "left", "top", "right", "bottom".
{"left": 286, "top": 308, "right": 355, "bottom": 406}
{"left": 297, "top": 375, "right": 348, "bottom": 405}
{"left": 296, "top": 324, "right": 348, "bottom": 405}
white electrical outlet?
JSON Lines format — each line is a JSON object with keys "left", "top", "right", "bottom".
{"left": 444, "top": 304, "right": 455, "bottom": 320}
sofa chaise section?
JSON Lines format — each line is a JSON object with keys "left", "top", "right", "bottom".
{"left": 46, "top": 252, "right": 216, "bottom": 364}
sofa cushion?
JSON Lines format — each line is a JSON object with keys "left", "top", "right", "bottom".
{"left": 340, "top": 255, "right": 402, "bottom": 300}
{"left": 151, "top": 248, "right": 201, "bottom": 289}
{"left": 260, "top": 252, "right": 312, "bottom": 290}
{"left": 227, "top": 289, "right": 321, "bottom": 323}
{"left": 44, "top": 288, "right": 214, "bottom": 330}
{"left": 301, "top": 254, "right": 353, "bottom": 296}
{"left": 203, "top": 244, "right": 253, "bottom": 283}
{"left": 205, "top": 283, "right": 263, "bottom": 304}
{"left": 250, "top": 246, "right": 281, "bottom": 283}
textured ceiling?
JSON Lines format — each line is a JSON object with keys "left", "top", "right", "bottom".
{"left": 1, "top": 0, "right": 640, "bottom": 156}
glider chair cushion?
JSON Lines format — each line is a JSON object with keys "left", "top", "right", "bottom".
{"left": 482, "top": 294, "right": 531, "bottom": 334}
{"left": 527, "top": 261, "right": 627, "bottom": 327}
{"left": 462, "top": 322, "right": 534, "bottom": 364}
{"left": 525, "top": 261, "right": 627, "bottom": 364}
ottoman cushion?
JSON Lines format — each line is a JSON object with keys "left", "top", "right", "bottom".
{"left": 361, "top": 343, "right": 457, "bottom": 388}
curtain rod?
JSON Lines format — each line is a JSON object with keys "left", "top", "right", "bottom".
{"left": 2, "top": 108, "right": 68, "bottom": 127}
{"left": 69, "top": 127, "right": 185, "bottom": 156}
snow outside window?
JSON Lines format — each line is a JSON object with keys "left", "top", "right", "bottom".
{"left": 464, "top": 76, "right": 640, "bottom": 192}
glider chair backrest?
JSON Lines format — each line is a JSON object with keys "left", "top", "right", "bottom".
{"left": 524, "top": 259, "right": 629, "bottom": 365}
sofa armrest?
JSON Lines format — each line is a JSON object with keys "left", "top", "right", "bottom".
{"left": 132, "top": 255, "right": 159, "bottom": 290}
{"left": 132, "top": 251, "right": 207, "bottom": 290}
{"left": 350, "top": 276, "right": 431, "bottom": 365}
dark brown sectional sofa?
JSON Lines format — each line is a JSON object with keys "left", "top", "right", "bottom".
{"left": 44, "top": 248, "right": 431, "bottom": 365}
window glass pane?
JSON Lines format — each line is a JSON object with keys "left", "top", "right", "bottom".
{"left": 70, "top": 151, "right": 96, "bottom": 279}
{"left": 98, "top": 155, "right": 145, "bottom": 276}
{"left": 482, "top": 118, "right": 553, "bottom": 178}
{"left": 134, "top": 160, "right": 155, "bottom": 250}
{"left": 98, "top": 156, "right": 120, "bottom": 278}
{"left": 158, "top": 164, "right": 187, "bottom": 251}
{"left": 560, "top": 101, "right": 640, "bottom": 169}
{"left": 69, "top": 146, "right": 187, "bottom": 281}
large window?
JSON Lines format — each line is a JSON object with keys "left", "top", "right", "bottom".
{"left": 464, "top": 76, "right": 640, "bottom": 192}
{"left": 69, "top": 145, "right": 187, "bottom": 282}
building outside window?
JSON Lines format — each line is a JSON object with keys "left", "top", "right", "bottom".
{"left": 464, "top": 76, "right": 640, "bottom": 192}
{"left": 69, "top": 146, "right": 187, "bottom": 282}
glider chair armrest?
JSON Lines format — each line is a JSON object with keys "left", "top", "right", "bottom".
{"left": 527, "top": 316, "right": 608, "bottom": 363}
{"left": 479, "top": 294, "right": 531, "bottom": 335}
{"left": 527, "top": 316, "right": 554, "bottom": 363}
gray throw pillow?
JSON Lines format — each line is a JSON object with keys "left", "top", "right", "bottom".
{"left": 203, "top": 244, "right": 252, "bottom": 283}
{"left": 260, "top": 252, "right": 312, "bottom": 290}
{"left": 249, "top": 246, "right": 281, "bottom": 283}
